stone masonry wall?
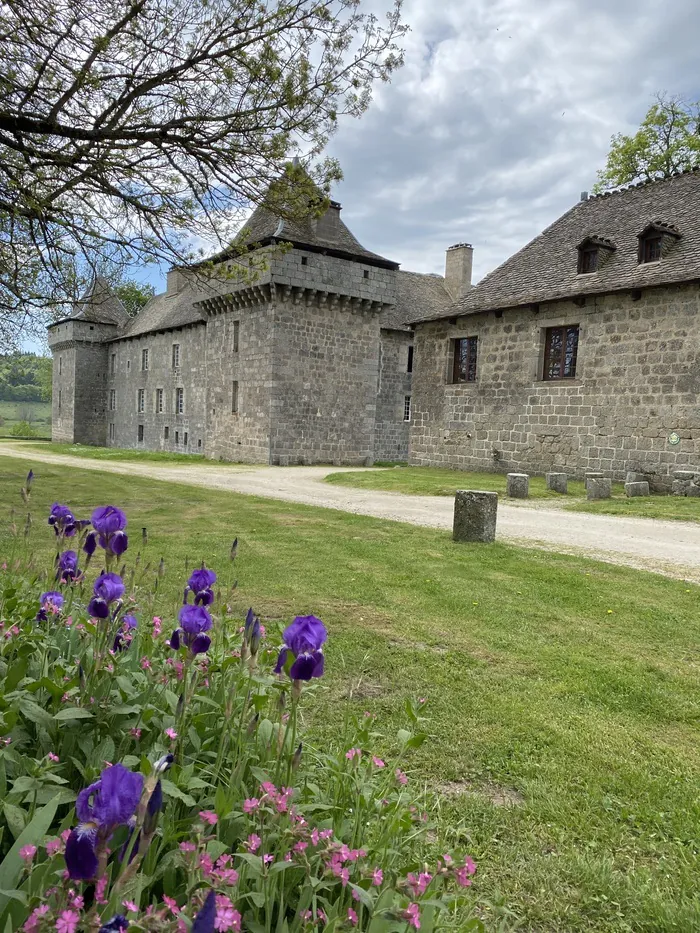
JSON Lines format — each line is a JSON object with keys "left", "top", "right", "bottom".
{"left": 375, "top": 330, "right": 413, "bottom": 461}
{"left": 105, "top": 325, "right": 207, "bottom": 454}
{"left": 410, "top": 283, "right": 700, "bottom": 489}
{"left": 205, "top": 303, "right": 275, "bottom": 463}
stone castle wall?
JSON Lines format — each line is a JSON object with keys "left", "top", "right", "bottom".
{"left": 410, "top": 283, "right": 700, "bottom": 488}
{"left": 375, "top": 330, "right": 413, "bottom": 462}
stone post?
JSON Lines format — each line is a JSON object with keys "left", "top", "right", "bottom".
{"left": 506, "top": 473, "right": 529, "bottom": 498}
{"left": 624, "top": 481, "right": 650, "bottom": 498}
{"left": 453, "top": 490, "right": 498, "bottom": 543}
{"left": 546, "top": 472, "right": 568, "bottom": 494}
{"left": 587, "top": 478, "right": 612, "bottom": 500}
{"left": 626, "top": 471, "right": 648, "bottom": 484}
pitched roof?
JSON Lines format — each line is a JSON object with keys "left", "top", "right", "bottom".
{"left": 418, "top": 169, "right": 700, "bottom": 322}
{"left": 119, "top": 278, "right": 206, "bottom": 339}
{"left": 236, "top": 202, "right": 398, "bottom": 269}
{"left": 57, "top": 276, "right": 130, "bottom": 327}
{"left": 381, "top": 271, "right": 451, "bottom": 331}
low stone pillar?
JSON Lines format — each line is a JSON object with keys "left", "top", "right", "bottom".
{"left": 453, "top": 490, "right": 498, "bottom": 543}
{"left": 546, "top": 472, "right": 568, "bottom": 494}
{"left": 626, "top": 471, "right": 648, "bottom": 484}
{"left": 506, "top": 473, "right": 529, "bottom": 498}
{"left": 587, "top": 478, "right": 612, "bottom": 500}
{"left": 625, "top": 481, "right": 650, "bottom": 498}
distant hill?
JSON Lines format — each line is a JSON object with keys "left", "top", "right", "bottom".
{"left": 0, "top": 353, "right": 52, "bottom": 403}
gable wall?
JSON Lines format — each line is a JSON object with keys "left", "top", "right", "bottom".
{"left": 375, "top": 330, "right": 413, "bottom": 461}
{"left": 410, "top": 283, "right": 700, "bottom": 488}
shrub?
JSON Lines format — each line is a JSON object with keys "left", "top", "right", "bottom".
{"left": 9, "top": 421, "right": 38, "bottom": 438}
{"left": 0, "top": 472, "right": 480, "bottom": 932}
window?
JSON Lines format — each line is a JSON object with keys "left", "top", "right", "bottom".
{"left": 164, "top": 426, "right": 169, "bottom": 440}
{"left": 156, "top": 388, "right": 164, "bottom": 413}
{"left": 198, "top": 439, "right": 202, "bottom": 448}
{"left": 176, "top": 387, "right": 184, "bottom": 414}
{"left": 58, "top": 356, "right": 62, "bottom": 375}
{"left": 172, "top": 344, "right": 180, "bottom": 368}
{"left": 127, "top": 360, "right": 131, "bottom": 372}
{"left": 141, "top": 348, "right": 149, "bottom": 371}
{"left": 451, "top": 337, "right": 478, "bottom": 383}
{"left": 109, "top": 423, "right": 115, "bottom": 441}
{"left": 58, "top": 389, "right": 62, "bottom": 410}
{"left": 543, "top": 325, "right": 579, "bottom": 380}
{"left": 578, "top": 247, "right": 598, "bottom": 274}
{"left": 110, "top": 353, "right": 116, "bottom": 375}
{"left": 175, "top": 430, "right": 179, "bottom": 445}
{"left": 233, "top": 321, "right": 239, "bottom": 352}
{"left": 640, "top": 235, "right": 662, "bottom": 263}
{"left": 407, "top": 345, "right": 414, "bottom": 373}
{"left": 403, "top": 395, "right": 412, "bottom": 422}
{"left": 231, "top": 381, "right": 239, "bottom": 414}
{"left": 109, "top": 389, "right": 116, "bottom": 411}
{"left": 184, "top": 432, "right": 188, "bottom": 446}
{"left": 363, "top": 270, "right": 369, "bottom": 279}
{"left": 137, "top": 424, "right": 144, "bottom": 442}
{"left": 137, "top": 388, "right": 145, "bottom": 413}
{"left": 301, "top": 256, "right": 308, "bottom": 266}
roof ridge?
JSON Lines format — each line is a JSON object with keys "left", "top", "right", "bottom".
{"left": 590, "top": 165, "right": 700, "bottom": 200}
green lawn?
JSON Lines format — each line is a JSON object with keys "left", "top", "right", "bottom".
{"left": 326, "top": 465, "right": 591, "bottom": 498}
{"left": 0, "top": 400, "right": 52, "bottom": 438}
{"left": 2, "top": 455, "right": 700, "bottom": 930}
{"left": 9, "top": 440, "right": 213, "bottom": 464}
{"left": 570, "top": 496, "right": 700, "bottom": 523}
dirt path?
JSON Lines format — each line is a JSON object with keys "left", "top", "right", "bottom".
{"left": 3, "top": 442, "right": 700, "bottom": 581}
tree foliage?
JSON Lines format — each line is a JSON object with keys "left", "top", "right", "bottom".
{"left": 0, "top": 0, "right": 405, "bottom": 346}
{"left": 595, "top": 93, "right": 700, "bottom": 192}
{"left": 0, "top": 353, "right": 52, "bottom": 402}
{"left": 112, "top": 280, "right": 156, "bottom": 317}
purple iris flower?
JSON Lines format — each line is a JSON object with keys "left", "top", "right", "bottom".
{"left": 87, "top": 572, "right": 125, "bottom": 619}
{"left": 65, "top": 763, "right": 144, "bottom": 881}
{"left": 274, "top": 615, "right": 327, "bottom": 681}
{"left": 48, "top": 503, "right": 77, "bottom": 537}
{"left": 192, "top": 891, "right": 216, "bottom": 933}
{"left": 124, "top": 614, "right": 138, "bottom": 630}
{"left": 36, "top": 591, "right": 64, "bottom": 622}
{"left": 56, "top": 550, "right": 79, "bottom": 583}
{"left": 91, "top": 505, "right": 128, "bottom": 557}
{"left": 99, "top": 917, "right": 129, "bottom": 933}
{"left": 170, "top": 604, "right": 213, "bottom": 655}
{"left": 185, "top": 567, "right": 216, "bottom": 606}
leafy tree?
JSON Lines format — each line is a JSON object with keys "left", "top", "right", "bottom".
{"left": 112, "top": 280, "right": 156, "bottom": 317}
{"left": 0, "top": 0, "right": 405, "bottom": 347}
{"left": 595, "top": 93, "right": 700, "bottom": 191}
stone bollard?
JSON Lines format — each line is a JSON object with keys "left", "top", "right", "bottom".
{"left": 546, "top": 472, "right": 568, "bottom": 494}
{"left": 625, "top": 481, "right": 650, "bottom": 498}
{"left": 626, "top": 471, "right": 648, "bottom": 484}
{"left": 506, "top": 473, "right": 529, "bottom": 498}
{"left": 587, "top": 478, "right": 612, "bottom": 500}
{"left": 453, "top": 490, "right": 498, "bottom": 543}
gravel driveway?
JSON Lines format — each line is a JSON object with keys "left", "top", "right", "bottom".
{"left": 3, "top": 442, "right": 700, "bottom": 581}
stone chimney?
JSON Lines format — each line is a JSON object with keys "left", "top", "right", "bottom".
{"left": 444, "top": 243, "right": 473, "bottom": 300}
{"left": 314, "top": 200, "right": 342, "bottom": 239}
{"left": 166, "top": 268, "right": 186, "bottom": 294}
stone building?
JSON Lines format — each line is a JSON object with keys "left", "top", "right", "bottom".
{"left": 409, "top": 171, "right": 700, "bottom": 487}
{"left": 48, "top": 197, "right": 452, "bottom": 464}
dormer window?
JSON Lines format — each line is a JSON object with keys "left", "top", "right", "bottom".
{"left": 638, "top": 221, "right": 681, "bottom": 264}
{"left": 577, "top": 236, "right": 615, "bottom": 275}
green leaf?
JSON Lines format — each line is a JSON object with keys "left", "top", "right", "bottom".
{"left": 1, "top": 805, "right": 26, "bottom": 841}
{"left": 26, "top": 678, "right": 63, "bottom": 699}
{"left": 160, "top": 780, "right": 195, "bottom": 808}
{"left": 0, "top": 798, "right": 60, "bottom": 918}
{"left": 406, "top": 732, "right": 428, "bottom": 749}
{"left": 17, "top": 699, "right": 53, "bottom": 732}
{"left": 0, "top": 890, "right": 25, "bottom": 907}
{"left": 397, "top": 728, "right": 412, "bottom": 746}
{"left": 257, "top": 718, "right": 273, "bottom": 745}
{"left": 4, "top": 659, "right": 27, "bottom": 693}
{"left": 54, "top": 708, "right": 93, "bottom": 721}
{"left": 349, "top": 883, "right": 374, "bottom": 910}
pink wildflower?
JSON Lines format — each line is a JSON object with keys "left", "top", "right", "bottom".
{"left": 199, "top": 810, "right": 218, "bottom": 825}
{"left": 348, "top": 908, "right": 358, "bottom": 926}
{"left": 300, "top": 911, "right": 312, "bottom": 922}
{"left": 69, "top": 893, "right": 84, "bottom": 910}
{"left": 163, "top": 896, "right": 180, "bottom": 915}
{"left": 19, "top": 845, "right": 36, "bottom": 863}
{"left": 246, "top": 834, "right": 261, "bottom": 854}
{"left": 454, "top": 856, "right": 477, "bottom": 887}
{"left": 372, "top": 756, "right": 385, "bottom": 768}
{"left": 130, "top": 727, "right": 142, "bottom": 739}
{"left": 48, "top": 752, "right": 59, "bottom": 763}
{"left": 243, "top": 798, "right": 259, "bottom": 813}
{"left": 165, "top": 727, "right": 178, "bottom": 740}
{"left": 24, "top": 905, "right": 49, "bottom": 933}
{"left": 199, "top": 852, "right": 214, "bottom": 876}
{"left": 123, "top": 901, "right": 139, "bottom": 913}
{"left": 294, "top": 841, "right": 308, "bottom": 853}
{"left": 46, "top": 838, "right": 62, "bottom": 857}
{"left": 263, "top": 854, "right": 274, "bottom": 865}
{"left": 95, "top": 875, "right": 108, "bottom": 904}
{"left": 140, "top": 657, "right": 151, "bottom": 670}
{"left": 310, "top": 828, "right": 320, "bottom": 846}
{"left": 404, "top": 903, "right": 421, "bottom": 930}
{"left": 372, "top": 867, "right": 383, "bottom": 886}
{"left": 152, "top": 616, "right": 162, "bottom": 636}
{"left": 345, "top": 747, "right": 361, "bottom": 761}
{"left": 55, "top": 910, "right": 80, "bottom": 933}
{"left": 214, "top": 895, "right": 241, "bottom": 932}
{"left": 395, "top": 768, "right": 408, "bottom": 785}
{"left": 179, "top": 841, "right": 196, "bottom": 853}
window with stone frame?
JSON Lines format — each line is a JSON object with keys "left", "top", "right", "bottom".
{"left": 164, "top": 426, "right": 169, "bottom": 440}
{"left": 231, "top": 381, "right": 239, "bottom": 414}
{"left": 137, "top": 388, "right": 144, "bottom": 412}
{"left": 407, "top": 345, "right": 414, "bottom": 373}
{"left": 184, "top": 432, "right": 188, "bottom": 446}
{"left": 109, "top": 389, "right": 116, "bottom": 411}
{"left": 176, "top": 387, "right": 184, "bottom": 414}
{"left": 58, "top": 356, "right": 62, "bottom": 375}
{"left": 137, "top": 424, "right": 144, "bottom": 442}
{"left": 450, "top": 336, "right": 478, "bottom": 383}
{"left": 172, "top": 344, "right": 180, "bottom": 368}
{"left": 639, "top": 233, "right": 662, "bottom": 263}
{"left": 233, "top": 321, "right": 239, "bottom": 352}
{"left": 109, "top": 423, "right": 115, "bottom": 441}
{"left": 578, "top": 246, "right": 598, "bottom": 274}
{"left": 111, "top": 353, "right": 116, "bottom": 375}
{"left": 543, "top": 325, "right": 579, "bottom": 380}
{"left": 141, "top": 348, "right": 149, "bottom": 371}
{"left": 403, "top": 395, "right": 412, "bottom": 421}
{"left": 156, "top": 388, "right": 164, "bottom": 413}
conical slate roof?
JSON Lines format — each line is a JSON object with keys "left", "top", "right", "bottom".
{"left": 70, "top": 276, "right": 131, "bottom": 327}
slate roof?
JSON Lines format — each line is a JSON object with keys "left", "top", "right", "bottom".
{"left": 418, "top": 169, "right": 700, "bottom": 322}
{"left": 50, "top": 276, "right": 131, "bottom": 328}
{"left": 119, "top": 278, "right": 207, "bottom": 339}
{"left": 235, "top": 202, "right": 398, "bottom": 269}
{"left": 382, "top": 271, "right": 451, "bottom": 331}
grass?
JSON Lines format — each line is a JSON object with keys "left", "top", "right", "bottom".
{"left": 2, "top": 456, "right": 700, "bottom": 930}
{"left": 326, "top": 465, "right": 591, "bottom": 499}
{"left": 569, "top": 496, "right": 700, "bottom": 523}
{"left": 0, "top": 400, "right": 51, "bottom": 439}
{"left": 5, "top": 441, "right": 215, "bottom": 465}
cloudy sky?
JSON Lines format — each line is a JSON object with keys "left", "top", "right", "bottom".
{"left": 319, "top": 0, "right": 700, "bottom": 285}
